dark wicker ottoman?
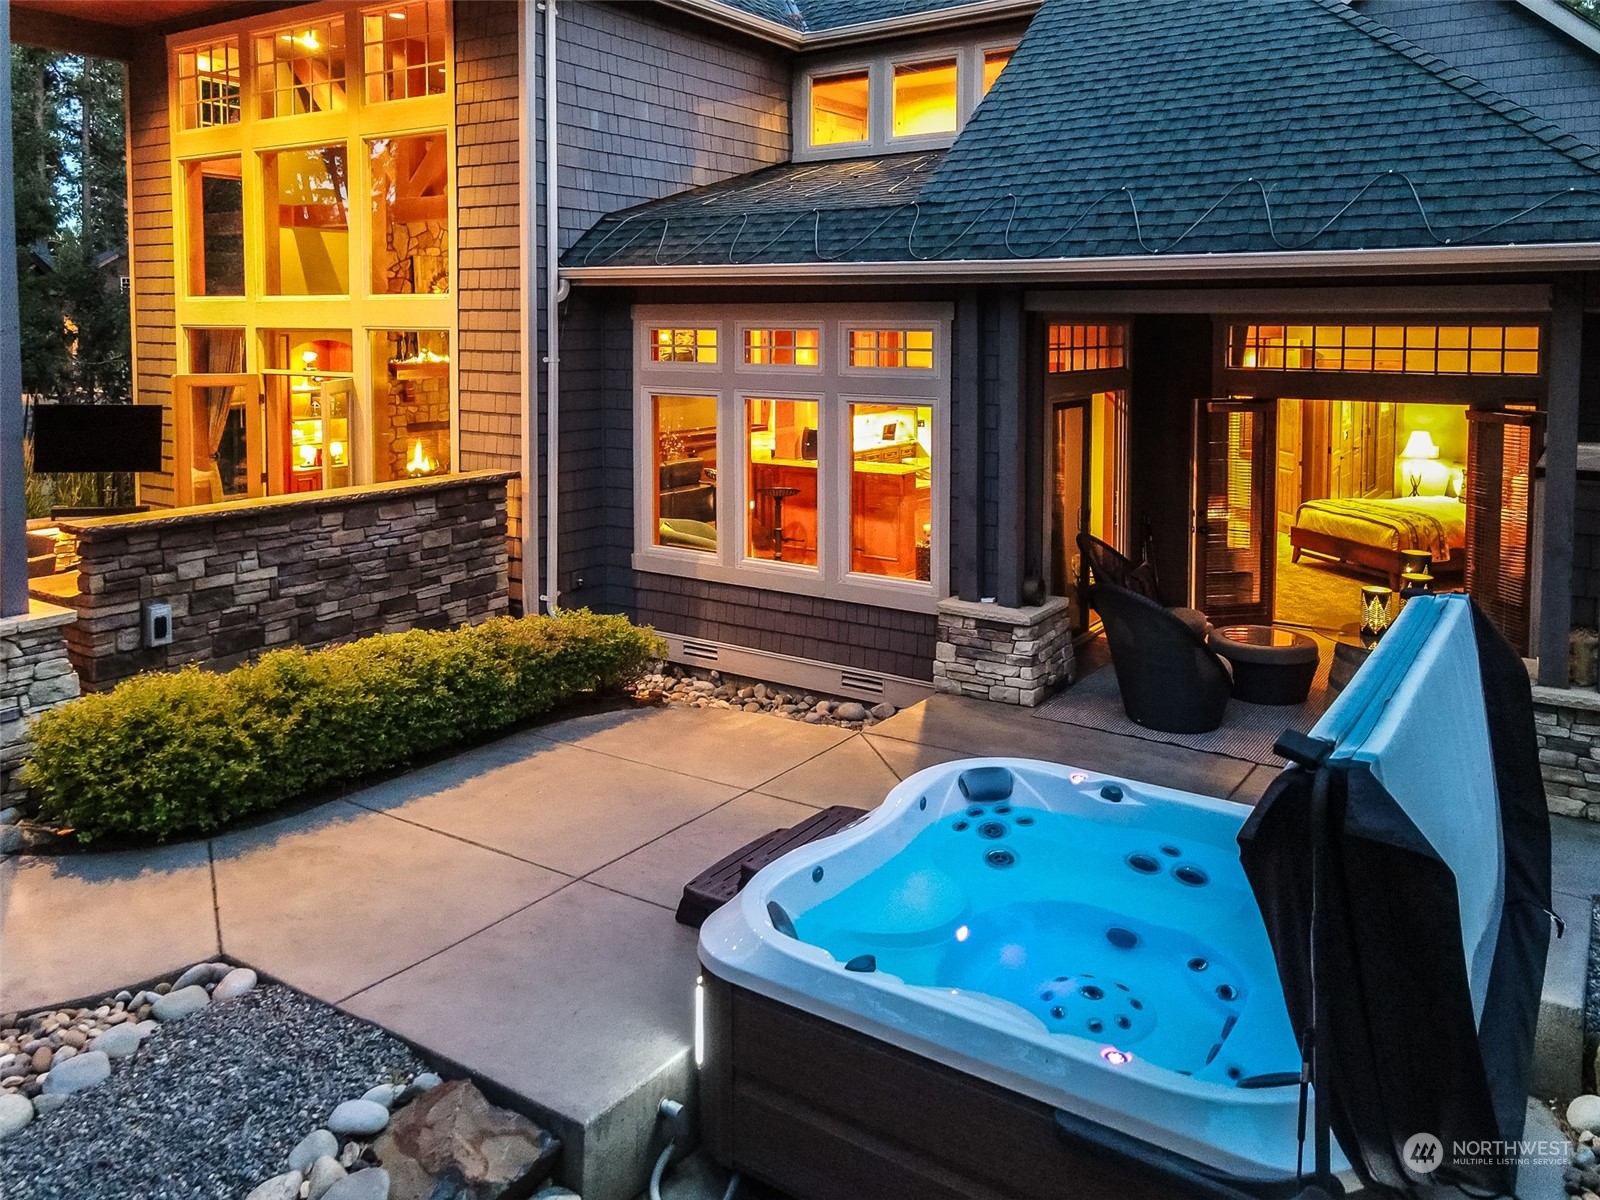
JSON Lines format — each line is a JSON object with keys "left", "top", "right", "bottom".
{"left": 1207, "top": 625, "right": 1320, "bottom": 705}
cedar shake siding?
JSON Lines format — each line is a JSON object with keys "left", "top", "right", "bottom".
{"left": 128, "top": 33, "right": 178, "bottom": 508}
{"left": 537, "top": 1, "right": 792, "bottom": 606}
{"left": 454, "top": 0, "right": 527, "bottom": 609}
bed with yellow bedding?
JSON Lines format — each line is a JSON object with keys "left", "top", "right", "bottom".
{"left": 1290, "top": 495, "right": 1466, "bottom": 587}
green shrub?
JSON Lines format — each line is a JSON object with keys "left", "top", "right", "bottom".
{"left": 23, "top": 610, "right": 663, "bottom": 844}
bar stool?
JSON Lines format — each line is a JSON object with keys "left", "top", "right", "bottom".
{"left": 756, "top": 486, "right": 800, "bottom": 561}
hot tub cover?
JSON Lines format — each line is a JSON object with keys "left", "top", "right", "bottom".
{"left": 1238, "top": 595, "right": 1551, "bottom": 1196}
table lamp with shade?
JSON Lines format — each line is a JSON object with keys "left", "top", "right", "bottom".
{"left": 1400, "top": 429, "right": 1441, "bottom": 496}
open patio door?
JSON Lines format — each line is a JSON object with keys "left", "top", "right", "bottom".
{"left": 1194, "top": 398, "right": 1276, "bottom": 624}
{"left": 1464, "top": 409, "right": 1540, "bottom": 656}
{"left": 171, "top": 374, "right": 265, "bottom": 506}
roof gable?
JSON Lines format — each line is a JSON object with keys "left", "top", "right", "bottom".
{"left": 570, "top": 0, "right": 1600, "bottom": 268}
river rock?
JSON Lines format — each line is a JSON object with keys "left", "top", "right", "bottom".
{"left": 152, "top": 986, "right": 209, "bottom": 1021}
{"left": 41, "top": 1050, "right": 109, "bottom": 1095}
{"left": 211, "top": 967, "right": 258, "bottom": 1001}
{"left": 290, "top": 1128, "right": 339, "bottom": 1172}
{"left": 173, "top": 962, "right": 227, "bottom": 991}
{"left": 91, "top": 1024, "right": 142, "bottom": 1060}
{"left": 245, "top": 1170, "right": 304, "bottom": 1200}
{"left": 362, "top": 1083, "right": 402, "bottom": 1109}
{"left": 833, "top": 701, "right": 870, "bottom": 722}
{"left": 329, "top": 1098, "right": 390, "bottom": 1136}
{"left": 530, "top": 1189, "right": 581, "bottom": 1199}
{"left": 31, "top": 1093, "right": 66, "bottom": 1116}
{"left": 0, "top": 1092, "right": 32, "bottom": 1139}
{"left": 1571, "top": 1096, "right": 1600, "bottom": 1134}
{"left": 374, "top": 1080, "right": 558, "bottom": 1200}
{"left": 322, "top": 1168, "right": 390, "bottom": 1200}
{"left": 870, "top": 702, "right": 897, "bottom": 720}
{"left": 411, "top": 1072, "right": 441, "bottom": 1091}
{"left": 308, "top": 1154, "right": 348, "bottom": 1200}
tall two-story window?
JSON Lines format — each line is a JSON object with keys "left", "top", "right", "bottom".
{"left": 168, "top": 2, "right": 454, "bottom": 507}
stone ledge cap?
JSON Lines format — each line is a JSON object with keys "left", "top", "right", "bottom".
{"left": 937, "top": 595, "right": 1072, "bottom": 628}
{"left": 1532, "top": 684, "right": 1600, "bottom": 714}
{"left": 0, "top": 600, "right": 77, "bottom": 636}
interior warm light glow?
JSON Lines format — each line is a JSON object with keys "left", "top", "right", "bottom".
{"left": 811, "top": 71, "right": 870, "bottom": 145}
{"left": 982, "top": 48, "right": 1012, "bottom": 94}
{"left": 893, "top": 58, "right": 958, "bottom": 137}
{"left": 295, "top": 30, "right": 321, "bottom": 50}
{"left": 406, "top": 439, "right": 438, "bottom": 476}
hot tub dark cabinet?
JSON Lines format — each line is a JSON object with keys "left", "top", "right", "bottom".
{"left": 698, "top": 973, "right": 1304, "bottom": 1200}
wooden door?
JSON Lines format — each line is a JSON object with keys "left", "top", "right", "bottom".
{"left": 1048, "top": 401, "right": 1091, "bottom": 632}
{"left": 170, "top": 373, "right": 264, "bottom": 506}
{"left": 1276, "top": 398, "right": 1302, "bottom": 535}
{"left": 1465, "top": 410, "right": 1540, "bottom": 655}
{"left": 1194, "top": 398, "right": 1277, "bottom": 624}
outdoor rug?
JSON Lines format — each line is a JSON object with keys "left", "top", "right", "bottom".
{"left": 1034, "top": 653, "right": 1336, "bottom": 768}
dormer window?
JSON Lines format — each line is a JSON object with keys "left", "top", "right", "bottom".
{"left": 893, "top": 58, "right": 957, "bottom": 138}
{"left": 798, "top": 39, "right": 1018, "bottom": 160}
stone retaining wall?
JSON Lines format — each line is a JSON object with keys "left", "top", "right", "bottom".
{"left": 933, "top": 596, "right": 1075, "bottom": 706}
{"left": 1533, "top": 684, "right": 1600, "bottom": 820}
{"left": 57, "top": 472, "right": 515, "bottom": 691}
{"left": 0, "top": 602, "right": 79, "bottom": 807}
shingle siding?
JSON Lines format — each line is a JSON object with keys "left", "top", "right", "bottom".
{"left": 454, "top": 0, "right": 527, "bottom": 608}
{"left": 1356, "top": 0, "right": 1600, "bottom": 149}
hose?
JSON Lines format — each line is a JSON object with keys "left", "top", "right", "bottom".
{"left": 647, "top": 1137, "right": 741, "bottom": 1200}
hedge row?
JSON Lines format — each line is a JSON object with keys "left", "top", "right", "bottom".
{"left": 24, "top": 611, "right": 663, "bottom": 844}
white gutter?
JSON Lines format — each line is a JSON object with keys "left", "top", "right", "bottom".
{"left": 518, "top": 0, "right": 539, "bottom": 616}
{"left": 1512, "top": 0, "right": 1600, "bottom": 59}
{"left": 542, "top": 0, "right": 562, "bottom": 615}
{"left": 562, "top": 239, "right": 1600, "bottom": 286}
{"left": 652, "top": 0, "right": 1040, "bottom": 50}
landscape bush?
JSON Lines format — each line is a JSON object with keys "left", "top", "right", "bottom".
{"left": 23, "top": 610, "right": 662, "bottom": 843}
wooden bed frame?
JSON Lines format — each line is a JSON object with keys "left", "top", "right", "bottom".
{"left": 1289, "top": 525, "right": 1464, "bottom": 591}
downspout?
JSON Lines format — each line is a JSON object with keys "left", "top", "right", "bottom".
{"left": 541, "top": 0, "right": 563, "bottom": 614}
{"left": 518, "top": 0, "right": 538, "bottom": 616}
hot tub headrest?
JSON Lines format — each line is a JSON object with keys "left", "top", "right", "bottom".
{"left": 957, "top": 766, "right": 1014, "bottom": 803}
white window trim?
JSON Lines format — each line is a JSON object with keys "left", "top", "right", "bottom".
{"left": 794, "top": 37, "right": 1022, "bottom": 162}
{"left": 633, "top": 304, "right": 951, "bottom": 614}
{"left": 733, "top": 321, "right": 826, "bottom": 375}
{"left": 839, "top": 320, "right": 945, "bottom": 379}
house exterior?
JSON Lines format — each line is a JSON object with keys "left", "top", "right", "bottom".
{"left": 3, "top": 0, "right": 1600, "bottom": 790}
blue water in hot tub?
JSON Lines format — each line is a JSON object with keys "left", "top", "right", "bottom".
{"left": 791, "top": 792, "right": 1301, "bottom": 1086}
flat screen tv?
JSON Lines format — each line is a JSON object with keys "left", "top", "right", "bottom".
{"left": 31, "top": 404, "right": 163, "bottom": 474}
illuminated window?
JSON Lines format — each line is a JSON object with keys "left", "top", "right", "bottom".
{"left": 176, "top": 40, "right": 240, "bottom": 129}
{"left": 372, "top": 330, "right": 451, "bottom": 481}
{"left": 810, "top": 71, "right": 869, "bottom": 145}
{"left": 850, "top": 402, "right": 933, "bottom": 581}
{"left": 255, "top": 20, "right": 347, "bottom": 118}
{"left": 263, "top": 330, "right": 354, "bottom": 494}
{"left": 184, "top": 158, "right": 244, "bottom": 297}
{"left": 363, "top": 1, "right": 447, "bottom": 102}
{"left": 1047, "top": 324, "right": 1126, "bottom": 373}
{"left": 653, "top": 394, "right": 719, "bottom": 552}
{"left": 982, "top": 49, "right": 1012, "bottom": 94}
{"left": 893, "top": 58, "right": 958, "bottom": 137}
{"left": 744, "top": 328, "right": 819, "bottom": 367}
{"left": 1228, "top": 324, "right": 1541, "bottom": 376}
{"left": 746, "top": 398, "right": 820, "bottom": 567}
{"left": 848, "top": 328, "right": 935, "bottom": 370}
{"left": 370, "top": 133, "right": 449, "bottom": 294}
{"left": 262, "top": 145, "right": 350, "bottom": 296}
{"left": 650, "top": 327, "right": 718, "bottom": 364}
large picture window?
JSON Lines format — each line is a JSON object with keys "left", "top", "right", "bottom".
{"left": 635, "top": 307, "right": 950, "bottom": 610}
{"left": 169, "top": 6, "right": 454, "bottom": 508}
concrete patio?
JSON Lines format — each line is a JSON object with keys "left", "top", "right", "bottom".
{"left": 0, "top": 691, "right": 1589, "bottom": 1199}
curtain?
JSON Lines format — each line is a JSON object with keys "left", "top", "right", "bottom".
{"left": 200, "top": 333, "right": 245, "bottom": 496}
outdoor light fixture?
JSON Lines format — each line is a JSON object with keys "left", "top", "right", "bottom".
{"left": 693, "top": 976, "right": 705, "bottom": 1068}
{"left": 1099, "top": 1047, "right": 1132, "bottom": 1066}
{"left": 1360, "top": 584, "right": 1395, "bottom": 644}
{"left": 1400, "top": 430, "right": 1441, "bottom": 496}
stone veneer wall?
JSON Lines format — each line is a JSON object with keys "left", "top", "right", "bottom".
{"left": 933, "top": 596, "right": 1075, "bottom": 706}
{"left": 0, "top": 603, "right": 79, "bottom": 806}
{"left": 1533, "top": 684, "right": 1600, "bottom": 819}
{"left": 58, "top": 472, "right": 514, "bottom": 691}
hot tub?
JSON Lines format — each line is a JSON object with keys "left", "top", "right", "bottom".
{"left": 697, "top": 595, "right": 1551, "bottom": 1200}
{"left": 698, "top": 760, "right": 1334, "bottom": 1195}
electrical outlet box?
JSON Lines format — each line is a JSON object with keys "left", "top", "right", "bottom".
{"left": 144, "top": 601, "right": 173, "bottom": 648}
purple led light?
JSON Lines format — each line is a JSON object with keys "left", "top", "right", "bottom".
{"left": 1100, "top": 1047, "right": 1132, "bottom": 1066}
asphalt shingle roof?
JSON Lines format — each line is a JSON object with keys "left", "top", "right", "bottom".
{"left": 570, "top": 0, "right": 1600, "bottom": 267}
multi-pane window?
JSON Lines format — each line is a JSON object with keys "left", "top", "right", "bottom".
{"left": 255, "top": 20, "right": 348, "bottom": 118}
{"left": 810, "top": 71, "right": 870, "bottom": 145}
{"left": 747, "top": 399, "right": 820, "bottom": 566}
{"left": 184, "top": 158, "right": 244, "bottom": 297}
{"left": 1227, "top": 324, "right": 1541, "bottom": 376}
{"left": 982, "top": 49, "right": 1012, "bottom": 94}
{"left": 848, "top": 328, "right": 935, "bottom": 370}
{"left": 743, "top": 328, "right": 819, "bottom": 367}
{"left": 1047, "top": 324, "right": 1127, "bottom": 373}
{"left": 261, "top": 146, "right": 350, "bottom": 295}
{"left": 177, "top": 40, "right": 240, "bottom": 129}
{"left": 370, "top": 134, "right": 449, "bottom": 294}
{"left": 892, "top": 58, "right": 958, "bottom": 138}
{"left": 652, "top": 394, "right": 719, "bottom": 552}
{"left": 363, "top": 1, "right": 448, "bottom": 102}
{"left": 850, "top": 403, "right": 933, "bottom": 581}
{"left": 650, "top": 327, "right": 718, "bottom": 364}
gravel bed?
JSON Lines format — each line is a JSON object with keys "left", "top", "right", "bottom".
{"left": 0, "top": 983, "right": 426, "bottom": 1200}
{"left": 1587, "top": 899, "right": 1600, "bottom": 1049}
{"left": 632, "top": 664, "right": 898, "bottom": 729}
